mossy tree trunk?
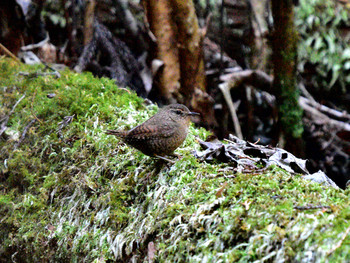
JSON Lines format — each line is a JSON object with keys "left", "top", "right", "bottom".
{"left": 271, "top": 0, "right": 304, "bottom": 155}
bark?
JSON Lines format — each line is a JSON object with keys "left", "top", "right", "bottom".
{"left": 250, "top": 0, "right": 270, "bottom": 71}
{"left": 145, "top": 0, "right": 215, "bottom": 126}
{"left": 144, "top": 0, "right": 180, "bottom": 101}
{"left": 83, "top": 0, "right": 96, "bottom": 45}
{"left": 170, "top": 0, "right": 216, "bottom": 126}
{"left": 271, "top": 0, "right": 304, "bottom": 155}
{"left": 170, "top": 0, "right": 206, "bottom": 104}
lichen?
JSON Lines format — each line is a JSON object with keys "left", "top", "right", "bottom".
{"left": 1, "top": 58, "right": 349, "bottom": 262}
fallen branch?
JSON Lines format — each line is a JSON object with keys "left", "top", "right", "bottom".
{"left": 20, "top": 34, "right": 50, "bottom": 51}
{"left": 218, "top": 69, "right": 350, "bottom": 133}
{"left": 299, "top": 97, "right": 350, "bottom": 132}
{"left": 219, "top": 69, "right": 272, "bottom": 90}
{"left": 300, "top": 96, "right": 350, "bottom": 122}
{"left": 218, "top": 69, "right": 274, "bottom": 139}
{"left": 299, "top": 82, "right": 317, "bottom": 104}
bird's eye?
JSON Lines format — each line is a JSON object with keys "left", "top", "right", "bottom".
{"left": 175, "top": 110, "right": 183, "bottom": 115}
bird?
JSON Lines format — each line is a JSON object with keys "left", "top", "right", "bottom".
{"left": 106, "top": 104, "right": 199, "bottom": 161}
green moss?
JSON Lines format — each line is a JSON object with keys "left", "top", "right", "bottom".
{"left": 0, "top": 58, "right": 349, "bottom": 262}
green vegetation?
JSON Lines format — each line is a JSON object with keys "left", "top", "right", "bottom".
{"left": 297, "top": 0, "right": 350, "bottom": 93}
{"left": 1, "top": 58, "right": 350, "bottom": 262}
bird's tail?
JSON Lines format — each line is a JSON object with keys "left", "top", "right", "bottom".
{"left": 105, "top": 130, "right": 127, "bottom": 138}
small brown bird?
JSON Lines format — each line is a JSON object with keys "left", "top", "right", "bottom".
{"left": 106, "top": 104, "right": 199, "bottom": 160}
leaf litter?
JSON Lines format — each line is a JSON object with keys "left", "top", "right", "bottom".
{"left": 194, "top": 134, "right": 338, "bottom": 188}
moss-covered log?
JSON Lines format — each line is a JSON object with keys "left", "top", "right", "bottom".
{"left": 1, "top": 58, "right": 350, "bottom": 262}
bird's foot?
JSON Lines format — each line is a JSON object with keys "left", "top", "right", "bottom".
{"left": 155, "top": 155, "right": 176, "bottom": 164}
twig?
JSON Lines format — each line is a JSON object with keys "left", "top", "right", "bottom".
{"left": 223, "top": 138, "right": 238, "bottom": 144}
{"left": 299, "top": 98, "right": 350, "bottom": 132}
{"left": 238, "top": 155, "right": 258, "bottom": 162}
{"left": 20, "top": 34, "right": 49, "bottom": 51}
{"left": 18, "top": 71, "right": 60, "bottom": 79}
{"left": 155, "top": 155, "right": 175, "bottom": 164}
{"left": 148, "top": 241, "right": 156, "bottom": 263}
{"left": 327, "top": 225, "right": 350, "bottom": 256}
{"left": 13, "top": 119, "right": 37, "bottom": 150}
{"left": 9, "top": 94, "right": 26, "bottom": 116}
{"left": 30, "top": 91, "right": 43, "bottom": 124}
{"left": 0, "top": 43, "right": 21, "bottom": 63}
{"left": 119, "top": 87, "right": 131, "bottom": 94}
{"left": 300, "top": 96, "right": 350, "bottom": 122}
{"left": 294, "top": 205, "right": 331, "bottom": 210}
{"left": 299, "top": 83, "right": 317, "bottom": 104}
{"left": 216, "top": 181, "right": 228, "bottom": 198}
{"left": 57, "top": 115, "right": 75, "bottom": 139}
{"left": 42, "top": 62, "right": 61, "bottom": 78}
{"left": 202, "top": 12, "right": 212, "bottom": 37}
{"left": 219, "top": 83, "right": 243, "bottom": 139}
{"left": 0, "top": 94, "right": 26, "bottom": 137}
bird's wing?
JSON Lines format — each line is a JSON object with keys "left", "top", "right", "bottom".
{"left": 127, "top": 123, "right": 175, "bottom": 140}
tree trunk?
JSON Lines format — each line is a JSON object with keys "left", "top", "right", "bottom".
{"left": 83, "top": 0, "right": 96, "bottom": 45}
{"left": 271, "top": 0, "right": 304, "bottom": 155}
{"left": 144, "top": 0, "right": 180, "bottom": 102}
{"left": 170, "top": 0, "right": 216, "bottom": 126}
{"left": 145, "top": 0, "right": 216, "bottom": 126}
{"left": 170, "top": 0, "right": 206, "bottom": 103}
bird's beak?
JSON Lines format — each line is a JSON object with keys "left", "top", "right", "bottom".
{"left": 188, "top": 111, "right": 200, "bottom": 116}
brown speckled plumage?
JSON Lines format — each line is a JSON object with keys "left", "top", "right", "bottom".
{"left": 106, "top": 104, "right": 199, "bottom": 157}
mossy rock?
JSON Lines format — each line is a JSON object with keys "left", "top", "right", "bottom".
{"left": 0, "top": 57, "right": 349, "bottom": 262}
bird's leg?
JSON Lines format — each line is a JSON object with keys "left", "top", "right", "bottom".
{"left": 169, "top": 153, "right": 182, "bottom": 159}
{"left": 155, "top": 155, "right": 176, "bottom": 164}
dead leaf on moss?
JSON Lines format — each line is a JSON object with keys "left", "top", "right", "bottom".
{"left": 194, "top": 135, "right": 338, "bottom": 188}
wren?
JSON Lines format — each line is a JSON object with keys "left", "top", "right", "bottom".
{"left": 106, "top": 104, "right": 199, "bottom": 159}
